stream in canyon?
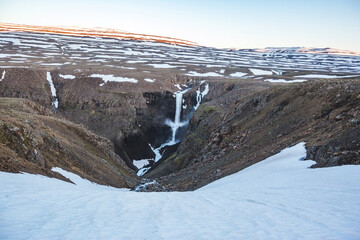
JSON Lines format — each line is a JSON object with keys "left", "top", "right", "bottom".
{"left": 135, "top": 81, "right": 209, "bottom": 176}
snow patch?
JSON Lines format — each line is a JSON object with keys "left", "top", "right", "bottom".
{"left": 90, "top": 74, "right": 138, "bottom": 86}
{"left": 272, "top": 69, "right": 283, "bottom": 75}
{"left": 133, "top": 159, "right": 151, "bottom": 169}
{"left": 59, "top": 74, "right": 75, "bottom": 79}
{"left": 229, "top": 72, "right": 247, "bottom": 77}
{"left": 127, "top": 60, "right": 147, "bottom": 64}
{"left": 186, "top": 71, "right": 222, "bottom": 77}
{"left": 294, "top": 74, "right": 360, "bottom": 79}
{"left": 144, "top": 78, "right": 155, "bottom": 82}
{"left": 265, "top": 79, "right": 307, "bottom": 83}
{"left": 148, "top": 63, "right": 177, "bottom": 68}
{"left": 249, "top": 68, "right": 273, "bottom": 75}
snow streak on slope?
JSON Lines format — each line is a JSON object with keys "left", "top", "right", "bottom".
{"left": 1, "top": 143, "right": 360, "bottom": 240}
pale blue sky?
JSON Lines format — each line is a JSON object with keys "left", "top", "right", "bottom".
{"left": 0, "top": 0, "right": 359, "bottom": 51}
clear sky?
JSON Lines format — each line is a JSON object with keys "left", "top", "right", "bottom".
{"left": 0, "top": 0, "right": 359, "bottom": 51}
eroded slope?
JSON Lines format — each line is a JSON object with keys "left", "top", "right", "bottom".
{"left": 0, "top": 97, "right": 138, "bottom": 188}
{"left": 144, "top": 79, "right": 360, "bottom": 191}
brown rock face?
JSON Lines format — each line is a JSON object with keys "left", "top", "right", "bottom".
{"left": 0, "top": 68, "right": 202, "bottom": 172}
{"left": 144, "top": 79, "right": 360, "bottom": 191}
{"left": 0, "top": 69, "right": 52, "bottom": 106}
{"left": 0, "top": 97, "right": 139, "bottom": 188}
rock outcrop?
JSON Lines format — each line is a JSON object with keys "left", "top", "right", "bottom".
{"left": 144, "top": 79, "right": 360, "bottom": 191}
{"left": 0, "top": 97, "right": 138, "bottom": 188}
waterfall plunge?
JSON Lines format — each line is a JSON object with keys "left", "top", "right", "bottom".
{"left": 137, "top": 82, "right": 209, "bottom": 176}
{"left": 165, "top": 88, "right": 190, "bottom": 145}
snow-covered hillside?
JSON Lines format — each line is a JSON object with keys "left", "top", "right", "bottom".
{"left": 1, "top": 143, "right": 359, "bottom": 240}
{"left": 1, "top": 30, "right": 360, "bottom": 75}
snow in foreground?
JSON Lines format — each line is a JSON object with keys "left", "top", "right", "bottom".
{"left": 0, "top": 143, "right": 360, "bottom": 240}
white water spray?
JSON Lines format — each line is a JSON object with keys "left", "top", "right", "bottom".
{"left": 194, "top": 81, "right": 209, "bottom": 110}
{"left": 0, "top": 70, "right": 5, "bottom": 82}
{"left": 46, "top": 72, "right": 58, "bottom": 110}
{"left": 165, "top": 88, "right": 190, "bottom": 144}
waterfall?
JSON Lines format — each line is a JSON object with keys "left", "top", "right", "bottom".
{"left": 137, "top": 81, "right": 210, "bottom": 176}
{"left": 165, "top": 88, "right": 190, "bottom": 144}
{"left": 0, "top": 70, "right": 5, "bottom": 82}
{"left": 194, "top": 81, "right": 209, "bottom": 110}
{"left": 46, "top": 72, "right": 58, "bottom": 110}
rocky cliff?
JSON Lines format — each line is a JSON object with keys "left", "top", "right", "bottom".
{"left": 144, "top": 79, "right": 360, "bottom": 191}
{"left": 0, "top": 98, "right": 138, "bottom": 188}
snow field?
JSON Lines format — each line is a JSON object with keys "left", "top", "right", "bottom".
{"left": 1, "top": 32, "right": 360, "bottom": 73}
{"left": 1, "top": 143, "right": 360, "bottom": 239}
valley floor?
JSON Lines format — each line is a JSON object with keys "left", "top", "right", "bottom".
{"left": 1, "top": 143, "right": 359, "bottom": 240}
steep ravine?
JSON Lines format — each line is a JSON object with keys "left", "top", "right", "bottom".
{"left": 0, "top": 68, "right": 213, "bottom": 180}
{"left": 143, "top": 79, "right": 360, "bottom": 191}
{"left": 1, "top": 68, "right": 359, "bottom": 191}
{"left": 0, "top": 98, "right": 138, "bottom": 188}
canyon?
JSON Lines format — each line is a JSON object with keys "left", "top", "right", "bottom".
{"left": 0, "top": 23, "right": 359, "bottom": 191}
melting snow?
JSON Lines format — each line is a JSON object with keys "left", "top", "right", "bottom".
{"left": 144, "top": 78, "right": 155, "bottom": 82}
{"left": 127, "top": 60, "right": 147, "bottom": 64}
{"left": 59, "top": 74, "right": 75, "bottom": 79}
{"left": 186, "top": 71, "right": 222, "bottom": 77}
{"left": 1, "top": 143, "right": 359, "bottom": 239}
{"left": 90, "top": 74, "right": 138, "bottom": 86}
{"left": 249, "top": 68, "right": 273, "bottom": 75}
{"left": 133, "top": 159, "right": 151, "bottom": 169}
{"left": 294, "top": 74, "right": 360, "bottom": 79}
{"left": 272, "top": 69, "right": 283, "bottom": 75}
{"left": 1, "top": 32, "right": 360, "bottom": 73}
{"left": 229, "top": 72, "right": 247, "bottom": 77}
{"left": 148, "top": 63, "right": 177, "bottom": 68}
{"left": 265, "top": 79, "right": 307, "bottom": 83}
{"left": 119, "top": 66, "right": 136, "bottom": 70}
